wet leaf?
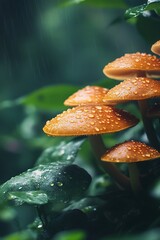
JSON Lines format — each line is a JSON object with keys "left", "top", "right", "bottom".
{"left": 18, "top": 85, "right": 79, "bottom": 112}
{"left": 0, "top": 164, "right": 91, "bottom": 208}
{"left": 66, "top": 197, "right": 106, "bottom": 214}
{"left": 53, "top": 230, "right": 86, "bottom": 240}
{"left": 8, "top": 191, "right": 48, "bottom": 205}
{"left": 102, "top": 229, "right": 160, "bottom": 240}
{"left": 36, "top": 137, "right": 85, "bottom": 166}
{"left": 125, "top": 4, "right": 147, "bottom": 19}
{"left": 59, "top": 0, "right": 127, "bottom": 8}
{"left": 3, "top": 230, "right": 37, "bottom": 240}
{"left": 125, "top": 1, "right": 160, "bottom": 19}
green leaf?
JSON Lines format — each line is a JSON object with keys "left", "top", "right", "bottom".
{"left": 102, "top": 229, "right": 160, "bottom": 240}
{"left": 125, "top": 4, "right": 147, "bottom": 19}
{"left": 125, "top": 1, "right": 160, "bottom": 19}
{"left": 59, "top": 0, "right": 127, "bottom": 8}
{"left": 8, "top": 191, "right": 48, "bottom": 205}
{"left": 19, "top": 84, "right": 79, "bottom": 111}
{"left": 3, "top": 230, "right": 37, "bottom": 240}
{"left": 53, "top": 230, "right": 86, "bottom": 240}
{"left": 147, "top": 0, "right": 160, "bottom": 12}
{"left": 0, "top": 85, "right": 78, "bottom": 112}
{"left": 35, "top": 137, "right": 85, "bottom": 166}
{"left": 0, "top": 164, "right": 91, "bottom": 209}
{"left": 65, "top": 197, "right": 106, "bottom": 214}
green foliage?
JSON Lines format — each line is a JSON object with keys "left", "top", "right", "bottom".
{"left": 0, "top": 163, "right": 91, "bottom": 207}
{"left": 8, "top": 191, "right": 48, "bottom": 205}
{"left": 1, "top": 0, "right": 160, "bottom": 240}
{"left": 35, "top": 137, "right": 85, "bottom": 166}
{"left": 19, "top": 85, "right": 79, "bottom": 112}
{"left": 3, "top": 230, "right": 37, "bottom": 240}
{"left": 125, "top": 0, "right": 160, "bottom": 19}
{"left": 53, "top": 230, "right": 86, "bottom": 240}
{"left": 103, "top": 229, "right": 160, "bottom": 240}
{"left": 59, "top": 0, "right": 127, "bottom": 8}
{"left": 0, "top": 204, "right": 16, "bottom": 222}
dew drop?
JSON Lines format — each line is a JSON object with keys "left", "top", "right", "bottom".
{"left": 145, "top": 154, "right": 151, "bottom": 157}
{"left": 57, "top": 182, "right": 64, "bottom": 187}
{"left": 89, "top": 114, "right": 94, "bottom": 118}
{"left": 37, "top": 224, "right": 43, "bottom": 229}
{"left": 96, "top": 106, "right": 102, "bottom": 110}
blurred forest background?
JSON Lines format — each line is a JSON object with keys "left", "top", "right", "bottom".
{"left": 0, "top": 0, "right": 160, "bottom": 238}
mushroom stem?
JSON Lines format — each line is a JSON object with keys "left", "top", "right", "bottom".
{"left": 89, "top": 135, "right": 130, "bottom": 189}
{"left": 138, "top": 100, "right": 160, "bottom": 150}
{"left": 136, "top": 72, "right": 160, "bottom": 150}
{"left": 128, "top": 163, "right": 142, "bottom": 194}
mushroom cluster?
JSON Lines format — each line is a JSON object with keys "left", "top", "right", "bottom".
{"left": 43, "top": 40, "right": 160, "bottom": 193}
{"left": 43, "top": 86, "right": 138, "bottom": 189}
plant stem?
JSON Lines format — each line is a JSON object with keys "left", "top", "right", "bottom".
{"left": 137, "top": 72, "right": 160, "bottom": 150}
{"left": 37, "top": 206, "right": 48, "bottom": 229}
{"left": 128, "top": 162, "right": 142, "bottom": 194}
{"left": 138, "top": 100, "right": 160, "bottom": 150}
{"left": 89, "top": 135, "right": 130, "bottom": 190}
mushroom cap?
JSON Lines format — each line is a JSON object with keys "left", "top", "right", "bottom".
{"left": 103, "top": 52, "right": 160, "bottom": 80}
{"left": 64, "top": 85, "right": 111, "bottom": 106}
{"left": 101, "top": 140, "right": 160, "bottom": 163}
{"left": 43, "top": 105, "right": 139, "bottom": 136}
{"left": 151, "top": 40, "right": 160, "bottom": 56}
{"left": 103, "top": 77, "right": 160, "bottom": 104}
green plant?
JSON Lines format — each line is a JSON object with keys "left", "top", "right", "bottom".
{"left": 1, "top": 1, "right": 160, "bottom": 240}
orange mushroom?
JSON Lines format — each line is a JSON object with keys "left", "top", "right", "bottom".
{"left": 43, "top": 105, "right": 139, "bottom": 189}
{"left": 103, "top": 77, "right": 160, "bottom": 150}
{"left": 151, "top": 40, "right": 160, "bottom": 56}
{"left": 103, "top": 53, "right": 160, "bottom": 150}
{"left": 101, "top": 140, "right": 160, "bottom": 163}
{"left": 43, "top": 105, "right": 138, "bottom": 136}
{"left": 64, "top": 85, "right": 111, "bottom": 106}
{"left": 103, "top": 52, "right": 160, "bottom": 80}
{"left": 101, "top": 140, "right": 160, "bottom": 193}
{"left": 103, "top": 77, "right": 160, "bottom": 104}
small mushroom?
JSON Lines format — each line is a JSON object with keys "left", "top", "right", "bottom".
{"left": 103, "top": 52, "right": 160, "bottom": 80}
{"left": 151, "top": 40, "right": 160, "bottom": 56}
{"left": 103, "top": 77, "right": 160, "bottom": 104}
{"left": 103, "top": 53, "right": 160, "bottom": 150}
{"left": 64, "top": 85, "right": 111, "bottom": 106}
{"left": 43, "top": 105, "right": 138, "bottom": 136}
{"left": 43, "top": 105, "right": 139, "bottom": 189}
{"left": 101, "top": 140, "right": 160, "bottom": 163}
{"left": 103, "top": 77, "right": 160, "bottom": 150}
{"left": 101, "top": 140, "right": 160, "bottom": 193}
